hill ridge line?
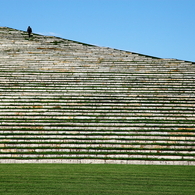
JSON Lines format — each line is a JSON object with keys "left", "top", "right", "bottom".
{"left": 2, "top": 26, "right": 194, "bottom": 63}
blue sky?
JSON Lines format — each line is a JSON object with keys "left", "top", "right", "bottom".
{"left": 0, "top": 0, "right": 195, "bottom": 62}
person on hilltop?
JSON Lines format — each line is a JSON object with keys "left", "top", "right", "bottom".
{"left": 27, "top": 26, "right": 32, "bottom": 38}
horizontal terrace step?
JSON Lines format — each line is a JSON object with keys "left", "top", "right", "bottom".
{"left": 1, "top": 148, "right": 195, "bottom": 155}
{"left": 1, "top": 126, "right": 194, "bottom": 133}
{"left": 0, "top": 114, "right": 194, "bottom": 119}
{"left": 0, "top": 116, "right": 194, "bottom": 122}
{"left": 0, "top": 97, "right": 194, "bottom": 102}
{"left": 1, "top": 139, "right": 195, "bottom": 146}
{"left": 2, "top": 143, "right": 195, "bottom": 150}
{"left": 1, "top": 134, "right": 194, "bottom": 140}
{"left": 1, "top": 130, "right": 194, "bottom": 135}
{"left": 1, "top": 85, "right": 195, "bottom": 90}
{"left": 0, "top": 154, "right": 194, "bottom": 161}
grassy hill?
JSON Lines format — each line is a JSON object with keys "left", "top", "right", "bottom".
{"left": 0, "top": 27, "right": 195, "bottom": 165}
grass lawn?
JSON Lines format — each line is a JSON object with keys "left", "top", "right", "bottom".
{"left": 0, "top": 164, "right": 194, "bottom": 195}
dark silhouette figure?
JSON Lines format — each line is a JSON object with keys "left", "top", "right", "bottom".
{"left": 27, "top": 26, "right": 32, "bottom": 38}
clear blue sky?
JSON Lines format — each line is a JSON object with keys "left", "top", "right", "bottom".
{"left": 0, "top": 0, "right": 195, "bottom": 62}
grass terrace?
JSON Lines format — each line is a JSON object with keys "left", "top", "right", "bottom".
{"left": 0, "top": 27, "right": 195, "bottom": 165}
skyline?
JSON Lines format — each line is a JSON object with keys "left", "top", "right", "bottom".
{"left": 0, "top": 0, "right": 195, "bottom": 62}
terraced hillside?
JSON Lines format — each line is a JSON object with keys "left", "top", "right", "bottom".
{"left": 0, "top": 27, "right": 195, "bottom": 165}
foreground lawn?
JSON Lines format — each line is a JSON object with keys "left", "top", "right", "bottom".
{"left": 0, "top": 164, "right": 194, "bottom": 195}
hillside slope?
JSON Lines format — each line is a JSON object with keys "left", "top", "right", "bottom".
{"left": 0, "top": 27, "right": 195, "bottom": 165}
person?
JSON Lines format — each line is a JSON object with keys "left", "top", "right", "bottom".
{"left": 27, "top": 26, "right": 32, "bottom": 38}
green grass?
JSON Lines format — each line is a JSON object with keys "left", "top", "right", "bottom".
{"left": 0, "top": 164, "right": 194, "bottom": 195}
